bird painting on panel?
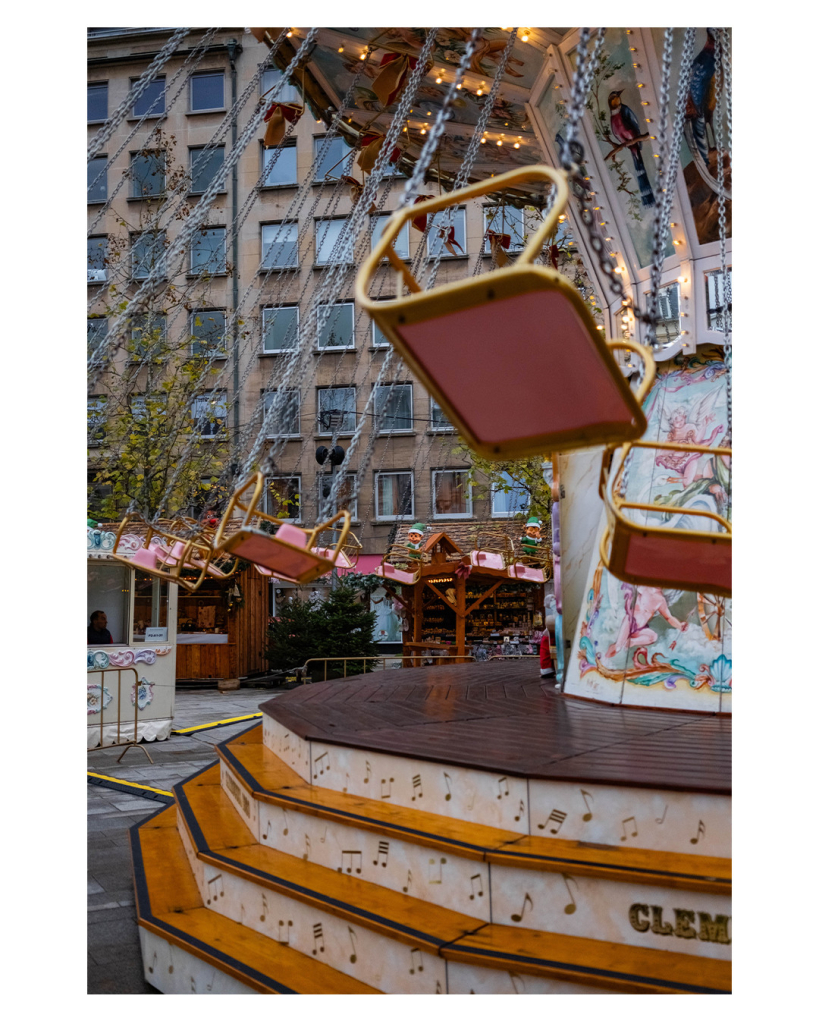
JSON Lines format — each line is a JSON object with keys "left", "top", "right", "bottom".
{"left": 608, "top": 89, "right": 655, "bottom": 207}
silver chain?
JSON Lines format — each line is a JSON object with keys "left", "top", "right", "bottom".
{"left": 88, "top": 28, "right": 190, "bottom": 161}
{"left": 713, "top": 29, "right": 731, "bottom": 451}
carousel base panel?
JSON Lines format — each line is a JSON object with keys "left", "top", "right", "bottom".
{"left": 132, "top": 663, "right": 731, "bottom": 994}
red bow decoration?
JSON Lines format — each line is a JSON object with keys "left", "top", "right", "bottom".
{"left": 486, "top": 230, "right": 512, "bottom": 267}
{"left": 263, "top": 101, "right": 304, "bottom": 148}
{"left": 438, "top": 224, "right": 464, "bottom": 257}
{"left": 249, "top": 27, "right": 282, "bottom": 46}
{"left": 455, "top": 562, "right": 472, "bottom": 579}
{"left": 410, "top": 195, "right": 436, "bottom": 232}
{"left": 372, "top": 52, "right": 419, "bottom": 107}
{"left": 357, "top": 131, "right": 402, "bottom": 174}
{"left": 340, "top": 175, "right": 377, "bottom": 214}
{"left": 549, "top": 244, "right": 560, "bottom": 271}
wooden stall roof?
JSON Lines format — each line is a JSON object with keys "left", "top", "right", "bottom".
{"left": 260, "top": 662, "right": 731, "bottom": 795}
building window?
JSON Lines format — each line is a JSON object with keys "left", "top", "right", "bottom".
{"left": 262, "top": 306, "right": 299, "bottom": 353}
{"left": 375, "top": 383, "right": 413, "bottom": 433}
{"left": 87, "top": 317, "right": 108, "bottom": 357}
{"left": 317, "top": 387, "right": 356, "bottom": 434}
{"left": 261, "top": 68, "right": 301, "bottom": 105}
{"left": 264, "top": 476, "right": 301, "bottom": 521}
{"left": 375, "top": 472, "right": 414, "bottom": 520}
{"left": 189, "top": 145, "right": 225, "bottom": 193}
{"left": 646, "top": 282, "right": 681, "bottom": 345}
{"left": 190, "top": 227, "right": 227, "bottom": 275}
{"left": 491, "top": 471, "right": 530, "bottom": 517}
{"left": 191, "top": 392, "right": 228, "bottom": 437}
{"left": 261, "top": 222, "right": 299, "bottom": 269}
{"left": 319, "top": 473, "right": 357, "bottom": 520}
{"left": 427, "top": 207, "right": 466, "bottom": 257}
{"left": 705, "top": 268, "right": 732, "bottom": 332}
{"left": 433, "top": 470, "right": 472, "bottom": 518}
{"left": 130, "top": 314, "right": 167, "bottom": 361}
{"left": 483, "top": 205, "right": 526, "bottom": 253}
{"left": 132, "top": 230, "right": 166, "bottom": 280}
{"left": 88, "top": 397, "right": 107, "bottom": 446}
{"left": 371, "top": 214, "right": 409, "bottom": 259}
{"left": 132, "top": 76, "right": 165, "bottom": 117}
{"left": 317, "top": 303, "right": 355, "bottom": 350}
{"left": 262, "top": 390, "right": 300, "bottom": 437}
{"left": 372, "top": 303, "right": 392, "bottom": 348}
{"left": 429, "top": 397, "right": 454, "bottom": 431}
{"left": 191, "top": 310, "right": 227, "bottom": 358}
{"left": 130, "top": 150, "right": 165, "bottom": 197}
{"left": 87, "top": 156, "right": 107, "bottom": 203}
{"left": 88, "top": 81, "right": 108, "bottom": 122}
{"left": 262, "top": 142, "right": 298, "bottom": 186}
{"left": 190, "top": 70, "right": 224, "bottom": 112}
{"left": 315, "top": 218, "right": 351, "bottom": 265}
{"left": 313, "top": 135, "right": 354, "bottom": 181}
{"left": 130, "top": 393, "right": 168, "bottom": 430}
{"left": 87, "top": 236, "right": 108, "bottom": 283}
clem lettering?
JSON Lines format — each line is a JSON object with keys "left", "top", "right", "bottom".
{"left": 628, "top": 904, "right": 650, "bottom": 932}
{"left": 629, "top": 905, "right": 731, "bottom": 945}
{"left": 697, "top": 912, "right": 732, "bottom": 945}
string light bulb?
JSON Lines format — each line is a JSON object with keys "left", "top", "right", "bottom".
{"left": 337, "top": 46, "right": 344, "bottom": 53}
{"left": 359, "top": 52, "right": 366, "bottom": 60}
{"left": 286, "top": 30, "right": 293, "bottom": 37}
{"left": 456, "top": 83, "right": 462, "bottom": 90}
{"left": 477, "top": 88, "right": 483, "bottom": 96}
{"left": 677, "top": 275, "right": 688, "bottom": 284}
{"left": 435, "top": 75, "right": 443, "bottom": 83}
{"left": 513, "top": 142, "right": 520, "bottom": 148}
{"left": 521, "top": 31, "right": 530, "bottom": 42}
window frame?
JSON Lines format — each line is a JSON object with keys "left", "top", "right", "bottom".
{"left": 426, "top": 206, "right": 467, "bottom": 259}
{"left": 312, "top": 134, "right": 354, "bottom": 183}
{"left": 316, "top": 302, "right": 355, "bottom": 351}
{"left": 129, "top": 149, "right": 166, "bottom": 198}
{"left": 371, "top": 214, "right": 410, "bottom": 260}
{"left": 188, "top": 144, "right": 226, "bottom": 195}
{"left": 262, "top": 389, "right": 301, "bottom": 438}
{"left": 318, "top": 472, "right": 358, "bottom": 521}
{"left": 374, "top": 382, "right": 414, "bottom": 435}
{"left": 87, "top": 317, "right": 108, "bottom": 357}
{"left": 190, "top": 309, "right": 227, "bottom": 360}
{"left": 191, "top": 391, "right": 228, "bottom": 439}
{"left": 131, "top": 229, "right": 167, "bottom": 282}
{"left": 316, "top": 386, "right": 357, "bottom": 436}
{"left": 491, "top": 472, "right": 530, "bottom": 518}
{"left": 260, "top": 221, "right": 299, "bottom": 271}
{"left": 314, "top": 217, "right": 353, "bottom": 267}
{"left": 432, "top": 469, "right": 473, "bottom": 519}
{"left": 87, "top": 396, "right": 107, "bottom": 446}
{"left": 129, "top": 313, "right": 168, "bottom": 363}
{"left": 260, "top": 140, "right": 298, "bottom": 188}
{"left": 87, "top": 155, "right": 107, "bottom": 204}
{"left": 261, "top": 305, "right": 299, "bottom": 354}
{"left": 482, "top": 204, "right": 527, "bottom": 254}
{"left": 261, "top": 68, "right": 301, "bottom": 105}
{"left": 264, "top": 475, "right": 302, "bottom": 523}
{"left": 189, "top": 226, "right": 227, "bottom": 276}
{"left": 429, "top": 397, "right": 454, "bottom": 432}
{"left": 374, "top": 470, "right": 415, "bottom": 522}
{"left": 130, "top": 392, "right": 168, "bottom": 431}
{"left": 131, "top": 75, "right": 166, "bottom": 118}
{"left": 189, "top": 69, "right": 226, "bottom": 113}
{"left": 87, "top": 81, "right": 108, "bottom": 123}
{"left": 87, "top": 235, "right": 108, "bottom": 284}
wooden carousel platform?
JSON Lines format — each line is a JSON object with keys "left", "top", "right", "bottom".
{"left": 260, "top": 661, "right": 731, "bottom": 795}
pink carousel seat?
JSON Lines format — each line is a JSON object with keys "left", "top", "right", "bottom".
{"left": 226, "top": 523, "right": 331, "bottom": 584}
{"left": 376, "top": 562, "right": 418, "bottom": 586}
{"left": 470, "top": 550, "right": 506, "bottom": 571}
{"left": 507, "top": 563, "right": 545, "bottom": 583}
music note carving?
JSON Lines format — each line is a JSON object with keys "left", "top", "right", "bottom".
{"left": 469, "top": 873, "right": 484, "bottom": 899}
{"left": 690, "top": 820, "right": 706, "bottom": 845}
{"left": 190, "top": 975, "right": 196, "bottom": 993}
{"left": 411, "top": 774, "right": 423, "bottom": 800}
{"left": 364, "top": 760, "right": 371, "bottom": 784}
{"left": 260, "top": 893, "right": 268, "bottom": 922}
{"left": 320, "top": 826, "right": 328, "bottom": 844}
{"left": 262, "top": 818, "right": 273, "bottom": 840}
{"left": 373, "top": 840, "right": 389, "bottom": 867}
{"left": 340, "top": 849, "right": 363, "bottom": 874}
{"left": 511, "top": 892, "right": 533, "bottom": 922}
{"left": 343, "top": 772, "right": 350, "bottom": 793}
{"left": 348, "top": 926, "right": 358, "bottom": 964}
{"left": 443, "top": 772, "right": 453, "bottom": 801}
{"left": 312, "top": 923, "right": 325, "bottom": 955}
{"left": 282, "top": 732, "right": 291, "bottom": 753}
{"left": 409, "top": 947, "right": 424, "bottom": 975}
{"left": 168, "top": 946, "right": 174, "bottom": 974}
{"left": 278, "top": 919, "right": 293, "bottom": 945}
{"left": 428, "top": 857, "right": 447, "bottom": 883}
{"left": 402, "top": 870, "right": 413, "bottom": 893}
{"left": 435, "top": 981, "right": 442, "bottom": 993}
{"left": 282, "top": 810, "right": 290, "bottom": 837}
{"left": 303, "top": 834, "right": 312, "bottom": 860}
{"left": 497, "top": 776, "right": 509, "bottom": 799}
{"left": 514, "top": 799, "right": 525, "bottom": 822}
{"left": 313, "top": 751, "right": 329, "bottom": 779}
{"left": 620, "top": 816, "right": 638, "bottom": 841}
{"left": 580, "top": 788, "right": 594, "bottom": 821}
{"left": 148, "top": 951, "right": 157, "bottom": 974}
{"left": 381, "top": 776, "right": 394, "bottom": 799}
{"left": 206, "top": 873, "right": 223, "bottom": 905}
{"left": 561, "top": 873, "right": 578, "bottom": 914}
{"left": 239, "top": 902, "right": 245, "bottom": 925}
{"left": 509, "top": 972, "right": 525, "bottom": 994}
{"left": 538, "top": 809, "right": 567, "bottom": 834}
{"left": 656, "top": 804, "right": 668, "bottom": 825}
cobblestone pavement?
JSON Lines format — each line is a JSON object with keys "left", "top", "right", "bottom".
{"left": 87, "top": 686, "right": 281, "bottom": 994}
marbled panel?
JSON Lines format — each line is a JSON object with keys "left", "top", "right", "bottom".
{"left": 527, "top": 780, "right": 730, "bottom": 856}
{"left": 256, "top": 802, "right": 490, "bottom": 920}
{"left": 138, "top": 927, "right": 256, "bottom": 994}
{"left": 263, "top": 713, "right": 310, "bottom": 780}
{"left": 447, "top": 959, "right": 606, "bottom": 995}
{"left": 491, "top": 867, "right": 732, "bottom": 960}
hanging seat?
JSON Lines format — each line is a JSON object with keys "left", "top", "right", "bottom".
{"left": 165, "top": 517, "right": 240, "bottom": 580}
{"left": 213, "top": 474, "right": 351, "bottom": 586}
{"left": 374, "top": 544, "right": 424, "bottom": 586}
{"left": 599, "top": 440, "right": 732, "bottom": 597}
{"left": 355, "top": 165, "right": 656, "bottom": 460}
{"left": 469, "top": 532, "right": 513, "bottom": 572}
{"left": 254, "top": 531, "right": 362, "bottom": 582}
{"left": 111, "top": 517, "right": 211, "bottom": 593}
{"left": 507, "top": 548, "right": 552, "bottom": 584}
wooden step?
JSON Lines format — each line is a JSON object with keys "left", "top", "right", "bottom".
{"left": 220, "top": 725, "right": 731, "bottom": 894}
{"left": 130, "top": 804, "right": 380, "bottom": 994}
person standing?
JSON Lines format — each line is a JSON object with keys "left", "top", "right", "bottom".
{"left": 88, "top": 610, "right": 113, "bottom": 645}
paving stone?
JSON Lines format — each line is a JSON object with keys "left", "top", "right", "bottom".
{"left": 87, "top": 879, "right": 105, "bottom": 895}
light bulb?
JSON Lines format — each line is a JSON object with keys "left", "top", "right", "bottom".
{"left": 435, "top": 76, "right": 442, "bottom": 83}
{"left": 360, "top": 53, "right": 366, "bottom": 60}
{"left": 456, "top": 83, "right": 462, "bottom": 90}
{"left": 337, "top": 46, "right": 344, "bottom": 52}
{"left": 677, "top": 276, "right": 688, "bottom": 284}
{"left": 513, "top": 142, "right": 520, "bottom": 149}
{"left": 641, "top": 101, "right": 649, "bottom": 106}
{"left": 420, "top": 129, "right": 426, "bottom": 135}
{"left": 558, "top": 214, "right": 566, "bottom": 221}
{"left": 477, "top": 89, "right": 483, "bottom": 96}
{"left": 496, "top": 139, "right": 502, "bottom": 146}
{"left": 286, "top": 30, "right": 293, "bottom": 37}
{"left": 480, "top": 137, "right": 486, "bottom": 143}
{"left": 596, "top": 325, "right": 604, "bottom": 330}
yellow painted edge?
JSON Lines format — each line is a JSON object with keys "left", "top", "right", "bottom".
{"left": 87, "top": 771, "right": 173, "bottom": 797}
{"left": 172, "top": 713, "right": 263, "bottom": 734}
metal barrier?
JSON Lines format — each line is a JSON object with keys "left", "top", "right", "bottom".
{"left": 302, "top": 654, "right": 476, "bottom": 682}
{"left": 87, "top": 667, "right": 154, "bottom": 762}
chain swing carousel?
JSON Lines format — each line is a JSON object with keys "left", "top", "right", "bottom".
{"left": 119, "top": 26, "right": 732, "bottom": 995}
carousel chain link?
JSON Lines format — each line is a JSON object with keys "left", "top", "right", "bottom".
{"left": 88, "top": 29, "right": 314, "bottom": 392}
{"left": 88, "top": 27, "right": 191, "bottom": 161}
{"left": 87, "top": 27, "right": 220, "bottom": 227}
{"left": 713, "top": 29, "right": 731, "bottom": 452}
